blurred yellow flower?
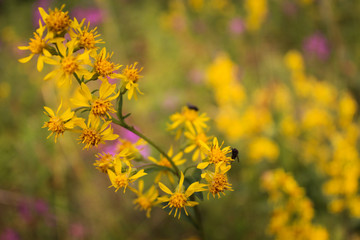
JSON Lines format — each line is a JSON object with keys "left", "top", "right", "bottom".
{"left": 133, "top": 180, "right": 160, "bottom": 218}
{"left": 168, "top": 106, "right": 209, "bottom": 139}
{"left": 248, "top": 137, "right": 279, "bottom": 162}
{"left": 148, "top": 146, "right": 186, "bottom": 183}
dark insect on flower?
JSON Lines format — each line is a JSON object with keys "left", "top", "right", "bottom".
{"left": 231, "top": 148, "right": 239, "bottom": 162}
{"left": 187, "top": 103, "right": 199, "bottom": 111}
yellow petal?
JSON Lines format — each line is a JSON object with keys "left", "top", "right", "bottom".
{"left": 18, "top": 54, "right": 34, "bottom": 63}
{"left": 197, "top": 162, "right": 209, "bottom": 169}
{"left": 43, "top": 106, "right": 55, "bottom": 117}
{"left": 159, "top": 182, "right": 173, "bottom": 195}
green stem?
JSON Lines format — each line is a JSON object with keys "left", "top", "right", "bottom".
{"left": 112, "top": 92, "right": 181, "bottom": 177}
{"left": 112, "top": 118, "right": 180, "bottom": 178}
{"left": 73, "top": 72, "right": 82, "bottom": 85}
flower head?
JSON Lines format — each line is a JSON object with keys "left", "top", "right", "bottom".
{"left": 71, "top": 81, "right": 119, "bottom": 122}
{"left": 18, "top": 20, "right": 52, "bottom": 71}
{"left": 121, "top": 62, "right": 144, "bottom": 100}
{"left": 107, "top": 159, "right": 147, "bottom": 193}
{"left": 184, "top": 124, "right": 212, "bottom": 161}
{"left": 43, "top": 101, "right": 81, "bottom": 142}
{"left": 78, "top": 120, "right": 118, "bottom": 149}
{"left": 39, "top": 4, "right": 72, "bottom": 36}
{"left": 158, "top": 172, "right": 207, "bottom": 219}
{"left": 70, "top": 18, "right": 104, "bottom": 58}
{"left": 148, "top": 146, "right": 186, "bottom": 183}
{"left": 197, "top": 137, "right": 233, "bottom": 169}
{"left": 201, "top": 163, "right": 233, "bottom": 199}
{"left": 93, "top": 48, "right": 122, "bottom": 80}
{"left": 168, "top": 105, "right": 209, "bottom": 139}
{"left": 133, "top": 180, "right": 160, "bottom": 218}
{"left": 43, "top": 39, "right": 91, "bottom": 87}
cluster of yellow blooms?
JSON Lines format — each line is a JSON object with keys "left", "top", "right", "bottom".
{"left": 206, "top": 49, "right": 360, "bottom": 224}
{"left": 261, "top": 169, "right": 328, "bottom": 240}
{"left": 19, "top": 5, "right": 235, "bottom": 222}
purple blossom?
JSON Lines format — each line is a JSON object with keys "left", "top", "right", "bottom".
{"left": 228, "top": 17, "right": 245, "bottom": 35}
{"left": 71, "top": 7, "right": 104, "bottom": 26}
{"left": 303, "top": 33, "right": 330, "bottom": 61}
{"left": 17, "top": 201, "right": 32, "bottom": 223}
{"left": 69, "top": 223, "right": 85, "bottom": 239}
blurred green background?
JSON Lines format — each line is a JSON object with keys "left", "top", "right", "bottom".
{"left": 1, "top": 0, "right": 360, "bottom": 239}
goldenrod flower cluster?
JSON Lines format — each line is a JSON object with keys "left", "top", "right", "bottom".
{"left": 19, "top": 5, "right": 236, "bottom": 222}
{"left": 261, "top": 169, "right": 329, "bottom": 240}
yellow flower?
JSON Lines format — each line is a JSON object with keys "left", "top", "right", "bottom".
{"left": 71, "top": 81, "right": 119, "bottom": 122}
{"left": 148, "top": 146, "right": 186, "bottom": 183}
{"left": 78, "top": 119, "right": 118, "bottom": 149}
{"left": 43, "top": 101, "right": 81, "bottom": 143}
{"left": 248, "top": 137, "right": 279, "bottom": 162}
{"left": 18, "top": 20, "right": 53, "bottom": 72}
{"left": 197, "top": 137, "right": 232, "bottom": 169}
{"left": 133, "top": 180, "right": 160, "bottom": 218}
{"left": 69, "top": 18, "right": 104, "bottom": 58}
{"left": 121, "top": 62, "right": 144, "bottom": 100}
{"left": 94, "top": 152, "right": 115, "bottom": 173}
{"left": 44, "top": 39, "right": 91, "bottom": 87}
{"left": 245, "top": 0, "right": 267, "bottom": 31}
{"left": 107, "top": 159, "right": 147, "bottom": 193}
{"left": 114, "top": 138, "right": 147, "bottom": 158}
{"left": 168, "top": 106, "right": 209, "bottom": 139}
{"left": 38, "top": 5, "right": 72, "bottom": 36}
{"left": 158, "top": 172, "right": 207, "bottom": 219}
{"left": 184, "top": 124, "right": 212, "bottom": 161}
{"left": 93, "top": 48, "right": 123, "bottom": 81}
{"left": 201, "top": 163, "right": 233, "bottom": 199}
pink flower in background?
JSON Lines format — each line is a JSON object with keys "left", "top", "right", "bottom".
{"left": 303, "top": 33, "right": 330, "bottom": 61}
{"left": 282, "top": 1, "right": 298, "bottom": 17}
{"left": 0, "top": 229, "right": 19, "bottom": 240}
{"left": 70, "top": 223, "right": 86, "bottom": 239}
{"left": 188, "top": 68, "right": 204, "bottom": 84}
{"left": 71, "top": 7, "right": 104, "bottom": 26}
{"left": 32, "top": 0, "right": 52, "bottom": 27}
{"left": 228, "top": 17, "right": 245, "bottom": 35}
{"left": 101, "top": 125, "right": 150, "bottom": 158}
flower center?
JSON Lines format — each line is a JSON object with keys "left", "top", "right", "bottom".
{"left": 169, "top": 193, "right": 187, "bottom": 208}
{"left": 62, "top": 56, "right": 79, "bottom": 74}
{"left": 46, "top": 116, "right": 65, "bottom": 134}
{"left": 209, "top": 147, "right": 227, "bottom": 164}
{"left": 91, "top": 99, "right": 112, "bottom": 117}
{"left": 80, "top": 31, "right": 96, "bottom": 49}
{"left": 29, "top": 33, "right": 46, "bottom": 54}
{"left": 79, "top": 128, "right": 101, "bottom": 147}
{"left": 158, "top": 157, "right": 172, "bottom": 168}
{"left": 183, "top": 109, "right": 198, "bottom": 122}
{"left": 46, "top": 8, "right": 71, "bottom": 33}
{"left": 209, "top": 173, "right": 230, "bottom": 195}
{"left": 95, "top": 58, "right": 115, "bottom": 77}
{"left": 136, "top": 196, "right": 152, "bottom": 210}
{"left": 114, "top": 175, "right": 129, "bottom": 188}
{"left": 122, "top": 63, "right": 143, "bottom": 82}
